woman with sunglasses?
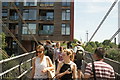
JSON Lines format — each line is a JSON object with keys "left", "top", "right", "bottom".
{"left": 55, "top": 49, "right": 77, "bottom": 80}
{"left": 32, "top": 45, "right": 54, "bottom": 80}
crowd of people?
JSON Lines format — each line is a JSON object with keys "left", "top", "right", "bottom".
{"left": 31, "top": 40, "right": 115, "bottom": 80}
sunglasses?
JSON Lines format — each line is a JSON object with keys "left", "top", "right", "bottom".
{"left": 36, "top": 51, "right": 42, "bottom": 53}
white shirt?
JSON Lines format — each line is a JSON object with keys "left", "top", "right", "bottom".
{"left": 34, "top": 56, "right": 48, "bottom": 79}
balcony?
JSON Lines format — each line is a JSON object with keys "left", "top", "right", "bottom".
{"left": 39, "top": 16, "right": 54, "bottom": 21}
{"left": 39, "top": 30, "right": 53, "bottom": 35}
{"left": 39, "top": 2, "right": 54, "bottom": 7}
{"left": 2, "top": 17, "right": 7, "bottom": 20}
{"left": 10, "top": 16, "right": 19, "bottom": 20}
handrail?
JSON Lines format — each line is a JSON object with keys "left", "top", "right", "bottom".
{"left": 0, "top": 65, "right": 19, "bottom": 76}
{"left": 0, "top": 51, "right": 36, "bottom": 79}
{"left": 17, "top": 67, "right": 32, "bottom": 79}
{"left": 0, "top": 51, "right": 35, "bottom": 64}
{"left": 84, "top": 51, "right": 120, "bottom": 79}
{"left": 104, "top": 57, "right": 120, "bottom": 65}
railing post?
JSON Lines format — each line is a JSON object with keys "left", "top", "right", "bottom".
{"left": 18, "top": 63, "right": 21, "bottom": 79}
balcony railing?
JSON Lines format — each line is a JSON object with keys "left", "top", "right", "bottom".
{"left": 10, "top": 16, "right": 19, "bottom": 21}
{"left": 39, "top": 16, "right": 54, "bottom": 21}
{"left": 39, "top": 30, "right": 53, "bottom": 35}
{"left": 39, "top": 3, "right": 54, "bottom": 7}
{"left": 2, "top": 17, "right": 7, "bottom": 20}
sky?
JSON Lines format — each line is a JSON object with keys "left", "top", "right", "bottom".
{"left": 74, "top": 0, "right": 118, "bottom": 43}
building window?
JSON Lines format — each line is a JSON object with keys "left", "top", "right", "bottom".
{"left": 39, "top": 24, "right": 54, "bottom": 35}
{"left": 62, "top": 0, "right": 70, "bottom": 6}
{"left": 24, "top": 0, "right": 37, "bottom": 6}
{"left": 40, "top": 2, "right": 54, "bottom": 6}
{"left": 9, "top": 23, "right": 18, "bottom": 35}
{"left": 2, "top": 9, "right": 7, "bottom": 17}
{"left": 61, "top": 24, "right": 70, "bottom": 35}
{"left": 2, "top": 2, "right": 8, "bottom": 7}
{"left": 24, "top": 2, "right": 37, "bottom": 6}
{"left": 22, "top": 24, "right": 36, "bottom": 34}
{"left": 62, "top": 10, "right": 70, "bottom": 20}
{"left": 39, "top": 10, "right": 54, "bottom": 20}
{"left": 2, "top": 9, "right": 8, "bottom": 20}
{"left": 14, "top": 2, "right": 19, "bottom": 6}
{"left": 23, "top": 9, "right": 37, "bottom": 20}
{"left": 10, "top": 10, "right": 19, "bottom": 20}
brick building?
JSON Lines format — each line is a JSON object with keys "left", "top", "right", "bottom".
{"left": 2, "top": 1, "right": 74, "bottom": 54}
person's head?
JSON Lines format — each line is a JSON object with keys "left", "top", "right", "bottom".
{"left": 93, "top": 47, "right": 105, "bottom": 60}
{"left": 62, "top": 49, "right": 73, "bottom": 61}
{"left": 76, "top": 41, "right": 82, "bottom": 46}
{"left": 60, "top": 46, "right": 63, "bottom": 52}
{"left": 46, "top": 40, "right": 51, "bottom": 45}
{"left": 36, "top": 45, "right": 45, "bottom": 57}
{"left": 76, "top": 46, "right": 84, "bottom": 53}
{"left": 56, "top": 42, "right": 60, "bottom": 48}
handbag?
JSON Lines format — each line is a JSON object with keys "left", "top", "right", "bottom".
{"left": 47, "top": 69, "right": 55, "bottom": 79}
{"left": 46, "top": 57, "right": 55, "bottom": 79}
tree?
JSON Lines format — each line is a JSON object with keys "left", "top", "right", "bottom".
{"left": 85, "top": 42, "right": 97, "bottom": 53}
{"left": 102, "top": 40, "right": 111, "bottom": 46}
{"left": 95, "top": 41, "right": 103, "bottom": 47}
{"left": 0, "top": 33, "right": 9, "bottom": 60}
{"left": 73, "top": 39, "right": 79, "bottom": 43}
{"left": 0, "top": 33, "right": 7, "bottom": 49}
{"left": 106, "top": 49, "right": 120, "bottom": 62}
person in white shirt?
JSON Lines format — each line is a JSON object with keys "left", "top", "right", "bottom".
{"left": 32, "top": 45, "right": 54, "bottom": 80}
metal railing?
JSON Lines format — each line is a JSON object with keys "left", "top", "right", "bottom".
{"left": 39, "top": 16, "right": 54, "bottom": 21}
{"left": 83, "top": 52, "right": 120, "bottom": 80}
{"left": 9, "top": 16, "right": 19, "bottom": 20}
{"left": 1, "top": 50, "right": 120, "bottom": 80}
{"left": 0, "top": 51, "right": 35, "bottom": 80}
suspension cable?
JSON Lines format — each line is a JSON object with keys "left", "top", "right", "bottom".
{"left": 11, "top": 2, "right": 39, "bottom": 45}
{"left": 88, "top": 0, "right": 118, "bottom": 42}
{"left": 110, "top": 28, "right": 120, "bottom": 41}
{"left": 85, "top": 1, "right": 118, "bottom": 79}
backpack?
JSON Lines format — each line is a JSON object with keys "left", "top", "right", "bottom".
{"left": 75, "top": 46, "right": 84, "bottom": 60}
{"left": 45, "top": 45, "right": 54, "bottom": 62}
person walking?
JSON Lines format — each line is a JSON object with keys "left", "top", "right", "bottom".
{"left": 32, "top": 45, "right": 54, "bottom": 80}
{"left": 84, "top": 47, "right": 115, "bottom": 80}
{"left": 55, "top": 49, "right": 77, "bottom": 80}
{"left": 54, "top": 42, "right": 61, "bottom": 70}
{"left": 74, "top": 42, "right": 84, "bottom": 79}
{"left": 44, "top": 40, "right": 54, "bottom": 62}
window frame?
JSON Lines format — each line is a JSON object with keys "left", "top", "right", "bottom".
{"left": 61, "top": 23, "right": 70, "bottom": 35}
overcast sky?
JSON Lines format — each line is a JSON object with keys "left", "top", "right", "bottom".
{"left": 74, "top": 0, "right": 118, "bottom": 43}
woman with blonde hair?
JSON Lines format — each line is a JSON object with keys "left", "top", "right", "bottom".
{"left": 32, "top": 45, "right": 54, "bottom": 80}
{"left": 55, "top": 49, "right": 77, "bottom": 80}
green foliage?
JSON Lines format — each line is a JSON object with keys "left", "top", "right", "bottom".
{"left": 61, "top": 42, "right": 67, "bottom": 48}
{"left": 85, "top": 44, "right": 94, "bottom": 53}
{"left": 102, "top": 40, "right": 111, "bottom": 46}
{"left": 84, "top": 39, "right": 119, "bottom": 62}
{"left": 0, "top": 33, "right": 7, "bottom": 49}
{"left": 73, "top": 39, "right": 79, "bottom": 43}
{"left": 0, "top": 49, "right": 9, "bottom": 60}
{"left": 106, "top": 49, "right": 120, "bottom": 62}
{"left": 95, "top": 41, "right": 103, "bottom": 47}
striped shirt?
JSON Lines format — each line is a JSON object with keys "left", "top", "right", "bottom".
{"left": 84, "top": 61, "right": 115, "bottom": 79}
